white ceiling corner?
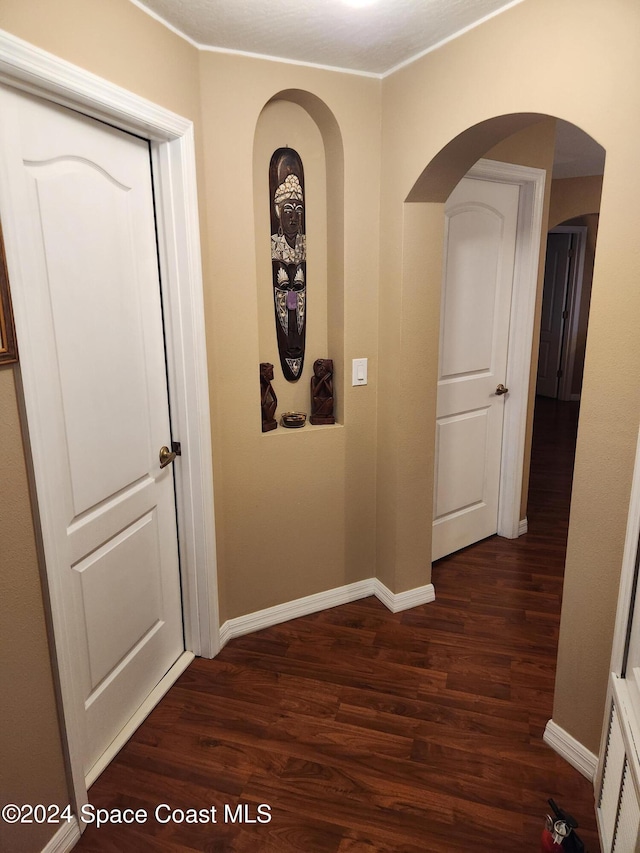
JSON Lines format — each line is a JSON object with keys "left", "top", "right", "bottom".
{"left": 131, "top": 0, "right": 526, "bottom": 76}
{"left": 130, "top": 1, "right": 606, "bottom": 178}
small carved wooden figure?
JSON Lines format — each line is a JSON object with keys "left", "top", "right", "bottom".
{"left": 260, "top": 362, "right": 278, "bottom": 432}
{"left": 310, "top": 358, "right": 335, "bottom": 425}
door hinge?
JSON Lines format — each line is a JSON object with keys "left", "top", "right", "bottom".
{"left": 562, "top": 310, "right": 569, "bottom": 320}
{"left": 171, "top": 441, "right": 182, "bottom": 456}
{"left": 556, "top": 369, "right": 563, "bottom": 378}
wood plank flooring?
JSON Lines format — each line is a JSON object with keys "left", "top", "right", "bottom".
{"left": 76, "top": 397, "right": 601, "bottom": 852}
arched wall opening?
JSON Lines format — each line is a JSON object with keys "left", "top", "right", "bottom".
{"left": 380, "top": 115, "right": 562, "bottom": 598}
{"left": 393, "top": 110, "right": 606, "bottom": 755}
{"left": 396, "top": 113, "right": 605, "bottom": 563}
{"left": 407, "top": 113, "right": 552, "bottom": 204}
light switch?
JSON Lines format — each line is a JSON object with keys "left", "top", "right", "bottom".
{"left": 352, "top": 357, "right": 368, "bottom": 386}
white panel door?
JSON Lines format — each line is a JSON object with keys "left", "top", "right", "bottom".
{"left": 433, "top": 176, "right": 520, "bottom": 561}
{"left": 0, "top": 87, "right": 184, "bottom": 779}
{"left": 536, "top": 232, "right": 572, "bottom": 398}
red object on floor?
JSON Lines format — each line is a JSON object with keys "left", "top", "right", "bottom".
{"left": 541, "top": 828, "right": 564, "bottom": 852}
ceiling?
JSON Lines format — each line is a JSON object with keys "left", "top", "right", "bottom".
{"left": 131, "top": 0, "right": 606, "bottom": 177}
{"left": 132, "top": 0, "right": 525, "bottom": 76}
{"left": 553, "top": 121, "right": 605, "bottom": 179}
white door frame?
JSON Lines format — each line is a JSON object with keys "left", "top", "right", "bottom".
{"left": 594, "top": 425, "right": 640, "bottom": 845}
{"left": 550, "top": 225, "right": 588, "bottom": 402}
{"left": 463, "top": 159, "right": 546, "bottom": 541}
{"left": 0, "top": 29, "right": 219, "bottom": 816}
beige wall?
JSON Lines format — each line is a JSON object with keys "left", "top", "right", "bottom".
{"left": 0, "top": 0, "right": 201, "bottom": 117}
{"left": 1, "top": 3, "right": 638, "bottom": 839}
{"left": 484, "top": 121, "right": 557, "bottom": 519}
{"left": 0, "top": 368, "right": 68, "bottom": 853}
{"left": 197, "top": 52, "right": 381, "bottom": 619}
{"left": 549, "top": 175, "right": 603, "bottom": 228}
{"left": 378, "top": 0, "right": 640, "bottom": 752}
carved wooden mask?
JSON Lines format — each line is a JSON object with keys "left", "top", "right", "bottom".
{"left": 269, "top": 148, "right": 306, "bottom": 382}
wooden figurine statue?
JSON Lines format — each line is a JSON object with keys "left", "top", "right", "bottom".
{"left": 260, "top": 362, "right": 278, "bottom": 431}
{"left": 310, "top": 358, "right": 335, "bottom": 425}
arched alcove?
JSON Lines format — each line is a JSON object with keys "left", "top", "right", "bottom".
{"left": 252, "top": 90, "right": 345, "bottom": 420}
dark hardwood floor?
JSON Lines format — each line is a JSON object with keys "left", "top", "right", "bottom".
{"left": 76, "top": 396, "right": 601, "bottom": 852}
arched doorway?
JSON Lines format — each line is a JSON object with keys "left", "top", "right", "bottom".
{"left": 401, "top": 113, "right": 604, "bottom": 564}
{"left": 401, "top": 112, "right": 605, "bottom": 770}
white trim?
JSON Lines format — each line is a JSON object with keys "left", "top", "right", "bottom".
{"left": 595, "top": 430, "right": 640, "bottom": 833}
{"left": 544, "top": 719, "right": 598, "bottom": 781}
{"left": 0, "top": 28, "right": 218, "bottom": 819}
{"left": 127, "top": 0, "right": 379, "bottom": 78}
{"left": 85, "top": 652, "right": 194, "bottom": 787}
{"left": 373, "top": 579, "right": 436, "bottom": 613}
{"left": 197, "top": 44, "right": 380, "bottom": 78}
{"left": 519, "top": 517, "right": 528, "bottom": 536}
{"left": 150, "top": 136, "right": 220, "bottom": 659}
{"left": 0, "top": 31, "right": 189, "bottom": 139}
{"left": 41, "top": 818, "right": 82, "bottom": 853}
{"left": 131, "top": 0, "right": 525, "bottom": 80}
{"left": 464, "top": 160, "right": 546, "bottom": 542}
{"left": 609, "top": 428, "right": 640, "bottom": 676}
{"left": 127, "top": 0, "right": 202, "bottom": 48}
{"left": 220, "top": 579, "right": 436, "bottom": 646}
{"left": 595, "top": 692, "right": 614, "bottom": 824}
{"left": 220, "top": 580, "right": 375, "bottom": 645}
{"left": 595, "top": 430, "right": 640, "bottom": 806}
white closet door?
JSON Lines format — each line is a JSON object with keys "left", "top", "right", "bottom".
{"left": 0, "top": 85, "right": 184, "bottom": 779}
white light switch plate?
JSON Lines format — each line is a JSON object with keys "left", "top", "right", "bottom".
{"left": 352, "top": 358, "right": 368, "bottom": 386}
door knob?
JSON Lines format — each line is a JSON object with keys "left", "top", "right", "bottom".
{"left": 159, "top": 445, "right": 177, "bottom": 468}
{"left": 495, "top": 384, "right": 509, "bottom": 396}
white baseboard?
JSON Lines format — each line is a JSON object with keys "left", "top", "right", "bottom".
{"left": 519, "top": 517, "right": 528, "bottom": 536}
{"left": 42, "top": 818, "right": 81, "bottom": 853}
{"left": 543, "top": 719, "right": 598, "bottom": 781}
{"left": 219, "top": 578, "right": 436, "bottom": 646}
{"left": 219, "top": 579, "right": 375, "bottom": 645}
{"left": 373, "top": 579, "right": 436, "bottom": 613}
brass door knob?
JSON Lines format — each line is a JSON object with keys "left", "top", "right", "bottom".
{"left": 159, "top": 445, "right": 177, "bottom": 468}
{"left": 495, "top": 384, "right": 509, "bottom": 396}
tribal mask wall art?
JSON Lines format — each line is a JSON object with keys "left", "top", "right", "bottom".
{"left": 270, "top": 148, "right": 306, "bottom": 381}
